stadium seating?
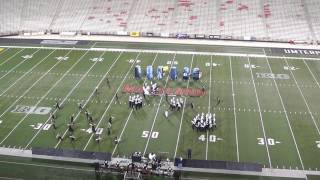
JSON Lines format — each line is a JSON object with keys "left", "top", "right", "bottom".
{"left": 0, "top": 0, "right": 319, "bottom": 42}
{"left": 20, "top": 0, "right": 58, "bottom": 32}
{"left": 81, "top": 0, "right": 135, "bottom": 33}
{"left": 217, "top": 0, "right": 265, "bottom": 39}
{"left": 49, "top": 0, "right": 91, "bottom": 32}
{"left": 126, "top": 0, "right": 176, "bottom": 34}
{"left": 0, "top": 0, "right": 23, "bottom": 34}
{"left": 169, "top": 0, "right": 219, "bottom": 35}
{"left": 305, "top": 0, "right": 320, "bottom": 41}
{"left": 264, "top": 0, "right": 312, "bottom": 42}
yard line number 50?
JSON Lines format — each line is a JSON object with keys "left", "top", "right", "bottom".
{"left": 142, "top": 131, "right": 159, "bottom": 139}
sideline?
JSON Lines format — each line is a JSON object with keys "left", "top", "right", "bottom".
{"left": 1, "top": 45, "right": 320, "bottom": 61}
{"left": 3, "top": 34, "right": 320, "bottom": 50}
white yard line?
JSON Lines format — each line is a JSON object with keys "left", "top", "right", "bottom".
{"left": 205, "top": 55, "right": 213, "bottom": 160}
{"left": 111, "top": 53, "right": 159, "bottom": 157}
{"left": 82, "top": 52, "right": 141, "bottom": 150}
{"left": 142, "top": 53, "right": 177, "bottom": 156}
{"left": 0, "top": 49, "right": 40, "bottom": 81}
{"left": 265, "top": 57, "right": 305, "bottom": 170}
{"left": 0, "top": 48, "right": 10, "bottom": 56}
{"left": 284, "top": 58, "right": 320, "bottom": 136}
{"left": 0, "top": 49, "right": 24, "bottom": 67}
{"left": 111, "top": 110, "right": 133, "bottom": 156}
{"left": 173, "top": 54, "right": 194, "bottom": 159}
{"left": 0, "top": 49, "right": 73, "bottom": 145}
{"left": 0, "top": 50, "right": 57, "bottom": 96}
{"left": 247, "top": 57, "right": 272, "bottom": 168}
{"left": 229, "top": 57, "right": 240, "bottom": 162}
{"left": 24, "top": 50, "right": 101, "bottom": 148}
{"left": 303, "top": 59, "right": 320, "bottom": 94}
{"left": 54, "top": 52, "right": 124, "bottom": 148}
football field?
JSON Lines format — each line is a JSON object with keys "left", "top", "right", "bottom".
{"left": 0, "top": 45, "right": 320, "bottom": 174}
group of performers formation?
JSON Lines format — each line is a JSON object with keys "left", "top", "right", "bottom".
{"left": 169, "top": 97, "right": 184, "bottom": 111}
{"left": 128, "top": 95, "right": 143, "bottom": 109}
{"left": 191, "top": 112, "right": 216, "bottom": 131}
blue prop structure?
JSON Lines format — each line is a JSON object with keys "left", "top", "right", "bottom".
{"left": 157, "top": 66, "right": 163, "bottom": 79}
{"left": 146, "top": 65, "right": 153, "bottom": 80}
{"left": 183, "top": 67, "right": 190, "bottom": 80}
{"left": 134, "top": 65, "right": 142, "bottom": 78}
{"left": 192, "top": 67, "right": 201, "bottom": 80}
{"left": 170, "top": 66, "right": 177, "bottom": 80}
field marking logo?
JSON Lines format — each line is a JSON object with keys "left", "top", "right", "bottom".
{"left": 128, "top": 59, "right": 141, "bottom": 63}
{"left": 257, "top": 138, "right": 280, "bottom": 146}
{"left": 206, "top": 62, "right": 221, "bottom": 67}
{"left": 244, "top": 64, "right": 259, "bottom": 69}
{"left": 22, "top": 55, "right": 33, "bottom": 59}
{"left": 284, "top": 66, "right": 299, "bottom": 71}
{"left": 55, "top": 56, "right": 69, "bottom": 61}
{"left": 142, "top": 131, "right": 159, "bottom": 139}
{"left": 81, "top": 128, "right": 103, "bottom": 135}
{"left": 11, "top": 105, "right": 52, "bottom": 115}
{"left": 30, "top": 123, "right": 52, "bottom": 130}
{"left": 90, "top": 57, "right": 104, "bottom": 62}
{"left": 256, "top": 73, "right": 290, "bottom": 80}
{"left": 167, "top": 61, "right": 178, "bottom": 65}
{"left": 198, "top": 134, "right": 222, "bottom": 143}
{"left": 0, "top": 48, "right": 4, "bottom": 52}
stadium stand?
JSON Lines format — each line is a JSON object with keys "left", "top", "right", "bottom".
{"left": 264, "top": 0, "right": 312, "bottom": 42}
{"left": 127, "top": 0, "right": 176, "bottom": 34}
{"left": 170, "top": 0, "right": 219, "bottom": 35}
{"left": 305, "top": 0, "right": 320, "bottom": 41}
{"left": 0, "top": 0, "right": 23, "bottom": 35}
{"left": 0, "top": 0, "right": 319, "bottom": 43}
{"left": 81, "top": 0, "right": 135, "bottom": 34}
{"left": 217, "top": 0, "right": 266, "bottom": 39}
{"left": 20, "top": 0, "right": 59, "bottom": 33}
{"left": 49, "top": 0, "right": 92, "bottom": 33}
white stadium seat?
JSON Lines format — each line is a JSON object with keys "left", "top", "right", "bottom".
{"left": 0, "top": 0, "right": 319, "bottom": 42}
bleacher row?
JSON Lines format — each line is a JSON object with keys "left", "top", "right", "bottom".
{"left": 0, "top": 0, "right": 319, "bottom": 42}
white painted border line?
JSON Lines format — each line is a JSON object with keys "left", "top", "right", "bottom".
{"left": 0, "top": 49, "right": 73, "bottom": 145}
{"left": 173, "top": 54, "right": 194, "bottom": 159}
{"left": 54, "top": 51, "right": 124, "bottom": 148}
{"left": 24, "top": 50, "right": 101, "bottom": 148}
{"left": 229, "top": 57, "right": 240, "bottom": 162}
{"left": 83, "top": 52, "right": 141, "bottom": 150}
{"left": 247, "top": 57, "right": 272, "bottom": 167}
{"left": 111, "top": 53, "right": 159, "bottom": 157}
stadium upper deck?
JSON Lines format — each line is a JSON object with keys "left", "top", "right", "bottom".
{"left": 1, "top": 0, "right": 320, "bottom": 43}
